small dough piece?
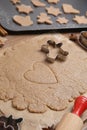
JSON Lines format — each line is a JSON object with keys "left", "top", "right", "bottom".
{"left": 47, "top": 0, "right": 60, "bottom": 4}
{"left": 46, "top": 6, "right": 62, "bottom": 16}
{"left": 13, "top": 15, "right": 33, "bottom": 26}
{"left": 62, "top": 4, "right": 80, "bottom": 14}
{"left": 31, "top": 0, "right": 45, "bottom": 7}
{"left": 73, "top": 15, "right": 87, "bottom": 24}
{"left": 16, "top": 4, "right": 33, "bottom": 14}
{"left": 37, "top": 13, "right": 53, "bottom": 24}
{"left": 10, "top": 0, "right": 20, "bottom": 4}
{"left": 56, "top": 17, "right": 69, "bottom": 24}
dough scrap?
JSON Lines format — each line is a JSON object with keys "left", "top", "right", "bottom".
{"left": 16, "top": 4, "right": 33, "bottom": 14}
{"left": 47, "top": 0, "right": 60, "bottom": 4}
{"left": 37, "top": 13, "right": 53, "bottom": 24}
{"left": 73, "top": 15, "right": 87, "bottom": 24}
{"left": 56, "top": 17, "right": 69, "bottom": 24}
{"left": 46, "top": 6, "right": 62, "bottom": 16}
{"left": 31, "top": 0, "right": 45, "bottom": 7}
{"left": 62, "top": 4, "right": 80, "bottom": 14}
{"left": 13, "top": 15, "right": 33, "bottom": 26}
{"left": 0, "top": 34, "right": 87, "bottom": 114}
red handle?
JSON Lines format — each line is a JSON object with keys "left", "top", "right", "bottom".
{"left": 72, "top": 96, "right": 87, "bottom": 117}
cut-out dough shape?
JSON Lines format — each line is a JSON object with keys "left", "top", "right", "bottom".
{"left": 10, "top": 0, "right": 20, "bottom": 4}
{"left": 16, "top": 4, "right": 33, "bottom": 14}
{"left": 31, "top": 0, "right": 45, "bottom": 7}
{"left": 47, "top": 0, "right": 60, "bottom": 4}
{"left": 46, "top": 6, "right": 62, "bottom": 16}
{"left": 24, "top": 62, "right": 58, "bottom": 84}
{"left": 62, "top": 4, "right": 80, "bottom": 14}
{"left": 13, "top": 15, "right": 33, "bottom": 26}
{"left": 37, "top": 13, "right": 52, "bottom": 24}
{"left": 73, "top": 15, "right": 87, "bottom": 24}
{"left": 56, "top": 17, "right": 69, "bottom": 24}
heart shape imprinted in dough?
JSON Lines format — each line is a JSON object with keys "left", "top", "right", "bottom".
{"left": 24, "top": 62, "right": 58, "bottom": 84}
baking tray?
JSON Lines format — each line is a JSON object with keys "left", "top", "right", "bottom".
{"left": 0, "top": 0, "right": 87, "bottom": 33}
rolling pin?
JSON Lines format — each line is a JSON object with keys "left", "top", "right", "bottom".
{"left": 55, "top": 94, "right": 87, "bottom": 130}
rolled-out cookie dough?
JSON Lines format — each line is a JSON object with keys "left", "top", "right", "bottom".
{"left": 0, "top": 34, "right": 87, "bottom": 130}
{"left": 0, "top": 34, "right": 87, "bottom": 114}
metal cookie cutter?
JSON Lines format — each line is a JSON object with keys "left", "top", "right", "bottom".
{"left": 79, "top": 31, "right": 87, "bottom": 50}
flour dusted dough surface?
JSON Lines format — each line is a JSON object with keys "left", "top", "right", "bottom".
{"left": 0, "top": 34, "right": 87, "bottom": 129}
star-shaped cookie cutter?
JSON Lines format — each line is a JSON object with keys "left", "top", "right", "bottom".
{"left": 41, "top": 40, "right": 69, "bottom": 63}
{"left": 0, "top": 115, "right": 23, "bottom": 130}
